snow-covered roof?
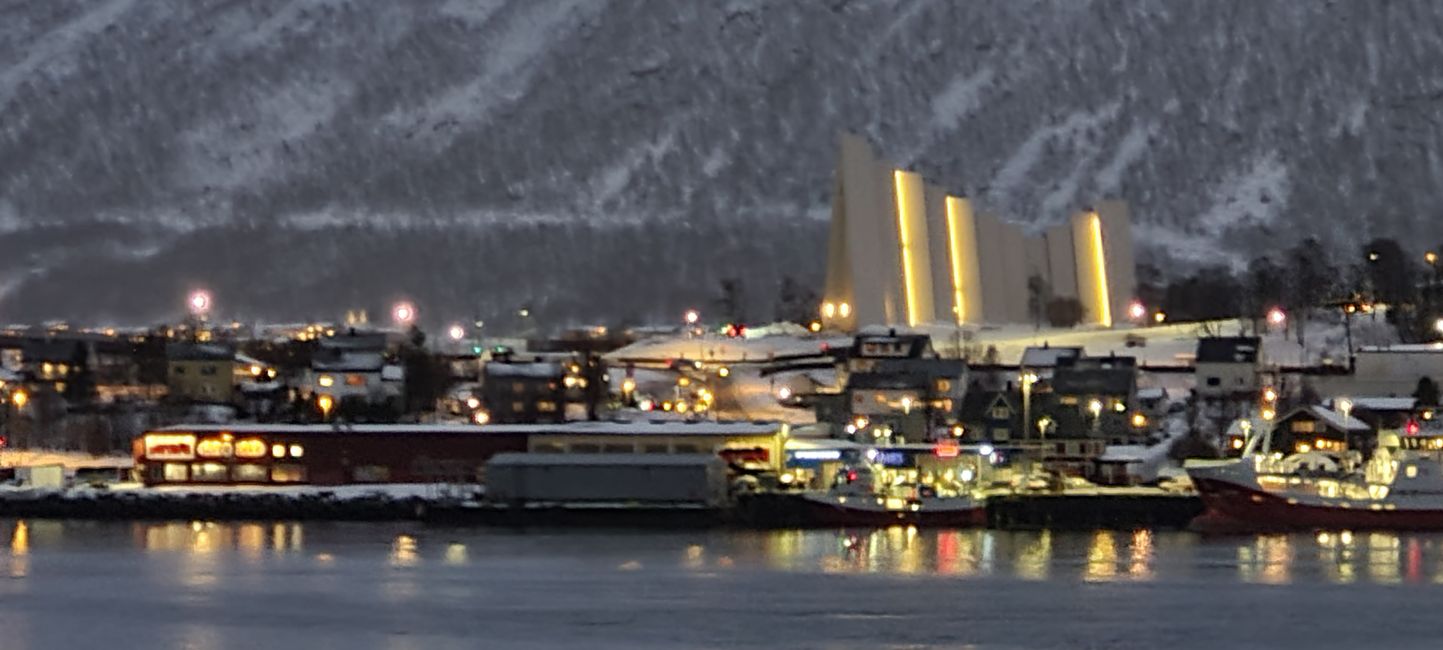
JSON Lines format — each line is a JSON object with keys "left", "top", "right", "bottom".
{"left": 488, "top": 452, "right": 724, "bottom": 467}
{"left": 313, "top": 351, "right": 385, "bottom": 372}
{"left": 1291, "top": 405, "right": 1371, "bottom": 433}
{"left": 1358, "top": 343, "right": 1443, "bottom": 354}
{"left": 1324, "top": 396, "right": 1417, "bottom": 412}
{"left": 1097, "top": 445, "right": 1148, "bottom": 462}
{"left": 155, "top": 420, "right": 784, "bottom": 437}
{"left": 1020, "top": 346, "right": 1083, "bottom": 368}
{"left": 485, "top": 362, "right": 563, "bottom": 378}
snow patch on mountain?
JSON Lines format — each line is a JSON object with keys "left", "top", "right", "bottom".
{"left": 387, "top": 0, "right": 607, "bottom": 138}
{"left": 1094, "top": 124, "right": 1152, "bottom": 194}
{"left": 1145, "top": 151, "right": 1291, "bottom": 270}
{"left": 931, "top": 67, "right": 996, "bottom": 133}
{"left": 0, "top": 0, "right": 135, "bottom": 104}
{"left": 988, "top": 102, "right": 1122, "bottom": 205}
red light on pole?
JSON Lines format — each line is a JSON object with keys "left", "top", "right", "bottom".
{"left": 1127, "top": 300, "right": 1146, "bottom": 322}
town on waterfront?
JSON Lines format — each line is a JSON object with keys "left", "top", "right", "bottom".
{"left": 13, "top": 2, "right": 1443, "bottom": 648}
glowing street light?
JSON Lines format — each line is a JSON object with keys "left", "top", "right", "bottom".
{"left": 1337, "top": 398, "right": 1354, "bottom": 423}
{"left": 187, "top": 290, "right": 212, "bottom": 316}
{"left": 1020, "top": 371, "right": 1040, "bottom": 440}
{"left": 473, "top": 410, "right": 491, "bottom": 425}
{"left": 1435, "top": 318, "right": 1443, "bottom": 335}
{"left": 1153, "top": 311, "right": 1167, "bottom": 324}
{"left": 447, "top": 324, "right": 465, "bottom": 341}
{"left": 11, "top": 389, "right": 28, "bottom": 410}
{"left": 317, "top": 394, "right": 334, "bottom": 420}
{"left": 1266, "top": 307, "right": 1287, "bottom": 329}
{"left": 1127, "top": 300, "right": 1147, "bottom": 322}
{"left": 1262, "top": 386, "right": 1278, "bottom": 404}
{"left": 1427, "top": 251, "right": 1438, "bottom": 266}
{"left": 392, "top": 301, "right": 416, "bottom": 326}
{"left": 684, "top": 309, "right": 700, "bottom": 326}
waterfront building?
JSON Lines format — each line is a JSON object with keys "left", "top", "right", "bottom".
{"left": 132, "top": 420, "right": 787, "bottom": 486}
{"left": 820, "top": 133, "right": 1136, "bottom": 330}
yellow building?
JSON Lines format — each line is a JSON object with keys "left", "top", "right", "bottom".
{"left": 166, "top": 343, "right": 238, "bottom": 403}
{"left": 822, "top": 133, "right": 1136, "bottom": 330}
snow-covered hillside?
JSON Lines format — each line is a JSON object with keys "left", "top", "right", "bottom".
{"left": 3, "top": 0, "right": 1443, "bottom": 327}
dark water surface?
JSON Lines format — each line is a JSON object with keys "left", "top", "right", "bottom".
{"left": 1, "top": 520, "right": 1439, "bottom": 649}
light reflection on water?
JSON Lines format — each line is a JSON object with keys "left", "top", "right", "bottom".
{"left": 3, "top": 519, "right": 1443, "bottom": 587}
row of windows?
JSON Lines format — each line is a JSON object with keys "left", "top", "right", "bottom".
{"left": 158, "top": 462, "right": 306, "bottom": 483}
{"left": 532, "top": 441, "right": 717, "bottom": 455}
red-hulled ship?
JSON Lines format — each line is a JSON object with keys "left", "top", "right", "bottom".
{"left": 1188, "top": 430, "right": 1443, "bottom": 531}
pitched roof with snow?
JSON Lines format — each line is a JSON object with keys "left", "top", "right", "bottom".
{"left": 1324, "top": 396, "right": 1417, "bottom": 413}
{"left": 1280, "top": 405, "right": 1371, "bottom": 433}
{"left": 1020, "top": 346, "right": 1084, "bottom": 368}
{"left": 1195, "top": 337, "right": 1260, "bottom": 364}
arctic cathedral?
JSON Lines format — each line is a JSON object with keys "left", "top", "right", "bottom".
{"left": 820, "top": 133, "right": 1137, "bottom": 331}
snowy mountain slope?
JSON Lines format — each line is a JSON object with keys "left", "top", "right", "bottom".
{"left": 3, "top": 0, "right": 1443, "bottom": 327}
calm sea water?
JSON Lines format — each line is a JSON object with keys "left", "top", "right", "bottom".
{"left": 0, "top": 520, "right": 1440, "bottom": 649}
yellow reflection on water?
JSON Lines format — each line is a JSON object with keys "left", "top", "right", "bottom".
{"left": 8, "top": 520, "right": 30, "bottom": 578}
{"left": 684, "top": 544, "right": 705, "bottom": 569}
{"left": 1367, "top": 532, "right": 1400, "bottom": 584}
{"left": 1239, "top": 535, "right": 1292, "bottom": 585}
{"left": 1128, "top": 529, "right": 1154, "bottom": 580}
{"left": 389, "top": 534, "right": 419, "bottom": 567}
{"left": 1014, "top": 531, "right": 1051, "bottom": 581}
{"left": 444, "top": 543, "right": 469, "bottom": 566}
{"left": 11, "top": 520, "right": 29, "bottom": 556}
{"left": 1084, "top": 531, "right": 1118, "bottom": 582}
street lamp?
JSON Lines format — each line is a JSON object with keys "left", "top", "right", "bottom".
{"left": 1266, "top": 307, "right": 1286, "bottom": 328}
{"left": 392, "top": 301, "right": 416, "bottom": 326}
{"left": 1427, "top": 251, "right": 1438, "bottom": 266}
{"left": 1127, "top": 300, "right": 1146, "bottom": 322}
{"left": 447, "top": 324, "right": 465, "bottom": 341}
{"left": 1435, "top": 318, "right": 1443, "bottom": 336}
{"left": 187, "top": 290, "right": 212, "bottom": 317}
{"left": 684, "top": 309, "right": 700, "bottom": 326}
{"left": 1337, "top": 398, "right": 1353, "bottom": 423}
{"left": 11, "top": 389, "right": 27, "bottom": 410}
{"left": 1020, "top": 371, "right": 1039, "bottom": 442}
{"left": 317, "top": 394, "right": 334, "bottom": 421}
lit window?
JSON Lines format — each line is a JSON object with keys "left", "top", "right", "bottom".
{"left": 162, "top": 463, "right": 188, "bottom": 482}
{"left": 271, "top": 464, "right": 306, "bottom": 483}
{"left": 232, "top": 464, "right": 268, "bottom": 482}
{"left": 345, "top": 374, "right": 366, "bottom": 387}
{"left": 272, "top": 444, "right": 286, "bottom": 458}
{"left": 1407, "top": 465, "right": 1419, "bottom": 479}
{"left": 289, "top": 444, "right": 304, "bottom": 458}
{"left": 190, "top": 462, "right": 229, "bottom": 482}
{"left": 318, "top": 375, "right": 335, "bottom": 387}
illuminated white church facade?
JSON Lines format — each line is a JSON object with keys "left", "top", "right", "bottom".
{"left": 821, "top": 133, "right": 1137, "bottom": 331}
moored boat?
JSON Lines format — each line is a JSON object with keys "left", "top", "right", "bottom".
{"left": 1188, "top": 430, "right": 1443, "bottom": 531}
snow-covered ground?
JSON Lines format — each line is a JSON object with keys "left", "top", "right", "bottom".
{"left": 0, "top": 450, "right": 132, "bottom": 470}
{"left": 610, "top": 313, "right": 1398, "bottom": 369}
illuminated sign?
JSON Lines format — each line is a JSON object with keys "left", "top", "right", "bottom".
{"left": 791, "top": 450, "right": 843, "bottom": 461}
{"left": 872, "top": 451, "right": 908, "bottom": 466}
{"left": 234, "top": 439, "right": 267, "bottom": 459}
{"left": 144, "top": 434, "right": 196, "bottom": 461}
{"left": 196, "top": 438, "right": 234, "bottom": 459}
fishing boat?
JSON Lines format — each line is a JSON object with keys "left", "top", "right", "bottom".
{"left": 1188, "top": 417, "right": 1443, "bottom": 531}
{"left": 752, "top": 462, "right": 986, "bottom": 527}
